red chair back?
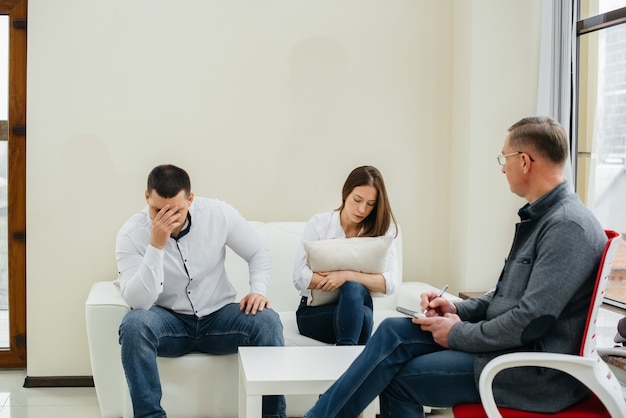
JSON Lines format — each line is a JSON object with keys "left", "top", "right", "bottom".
{"left": 580, "top": 229, "right": 621, "bottom": 357}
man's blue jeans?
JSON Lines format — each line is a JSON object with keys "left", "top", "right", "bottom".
{"left": 119, "top": 303, "right": 286, "bottom": 418}
{"left": 296, "top": 281, "right": 373, "bottom": 345}
{"left": 304, "top": 317, "right": 480, "bottom": 418}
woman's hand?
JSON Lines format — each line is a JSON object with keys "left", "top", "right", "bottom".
{"left": 310, "top": 270, "right": 387, "bottom": 294}
{"left": 314, "top": 271, "right": 349, "bottom": 291}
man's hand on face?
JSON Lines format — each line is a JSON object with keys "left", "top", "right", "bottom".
{"left": 150, "top": 204, "right": 182, "bottom": 249}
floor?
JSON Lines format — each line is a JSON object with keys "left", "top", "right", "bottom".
{"left": 0, "top": 367, "right": 455, "bottom": 418}
{"left": 0, "top": 369, "right": 455, "bottom": 418}
{"left": 0, "top": 369, "right": 101, "bottom": 417}
{"left": 0, "top": 307, "right": 620, "bottom": 417}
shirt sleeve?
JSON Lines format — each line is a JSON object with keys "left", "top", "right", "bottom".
{"left": 116, "top": 228, "right": 165, "bottom": 310}
{"left": 222, "top": 203, "right": 272, "bottom": 296}
{"left": 380, "top": 227, "right": 399, "bottom": 296}
{"left": 293, "top": 217, "right": 319, "bottom": 292}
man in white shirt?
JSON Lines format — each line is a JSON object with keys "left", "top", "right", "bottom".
{"left": 116, "top": 164, "right": 286, "bottom": 418}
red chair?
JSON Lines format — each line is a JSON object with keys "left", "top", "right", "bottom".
{"left": 453, "top": 230, "right": 625, "bottom": 418}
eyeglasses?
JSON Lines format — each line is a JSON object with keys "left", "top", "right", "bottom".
{"left": 496, "top": 151, "right": 535, "bottom": 166}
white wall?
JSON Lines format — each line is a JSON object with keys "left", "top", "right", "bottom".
{"left": 26, "top": 0, "right": 540, "bottom": 377}
{"left": 450, "top": 1, "right": 542, "bottom": 292}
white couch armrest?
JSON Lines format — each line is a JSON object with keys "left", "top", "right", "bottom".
{"left": 85, "top": 281, "right": 130, "bottom": 418}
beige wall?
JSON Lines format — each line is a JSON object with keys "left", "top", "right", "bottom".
{"left": 450, "top": 1, "right": 542, "bottom": 292}
{"left": 26, "top": 0, "right": 541, "bottom": 376}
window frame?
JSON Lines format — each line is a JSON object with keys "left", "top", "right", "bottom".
{"left": 0, "top": 0, "right": 26, "bottom": 368}
{"left": 575, "top": 2, "right": 626, "bottom": 310}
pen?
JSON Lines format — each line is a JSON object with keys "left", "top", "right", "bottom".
{"left": 424, "top": 284, "right": 449, "bottom": 314}
{"left": 436, "top": 284, "right": 449, "bottom": 298}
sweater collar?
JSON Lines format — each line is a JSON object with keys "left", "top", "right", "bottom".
{"left": 518, "top": 181, "right": 570, "bottom": 221}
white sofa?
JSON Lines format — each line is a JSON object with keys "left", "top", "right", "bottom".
{"left": 85, "top": 221, "right": 455, "bottom": 418}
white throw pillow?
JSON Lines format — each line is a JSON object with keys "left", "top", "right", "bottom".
{"left": 304, "top": 236, "right": 393, "bottom": 306}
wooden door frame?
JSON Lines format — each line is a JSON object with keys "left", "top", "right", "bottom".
{"left": 0, "top": 0, "right": 27, "bottom": 368}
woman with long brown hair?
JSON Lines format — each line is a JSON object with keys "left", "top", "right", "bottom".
{"left": 293, "top": 165, "right": 399, "bottom": 345}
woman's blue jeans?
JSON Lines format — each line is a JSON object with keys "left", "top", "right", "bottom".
{"left": 119, "top": 303, "right": 286, "bottom": 418}
{"left": 304, "top": 317, "right": 480, "bottom": 418}
{"left": 296, "top": 281, "right": 373, "bottom": 345}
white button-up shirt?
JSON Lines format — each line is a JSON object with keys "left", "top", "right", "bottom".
{"left": 116, "top": 197, "right": 271, "bottom": 316}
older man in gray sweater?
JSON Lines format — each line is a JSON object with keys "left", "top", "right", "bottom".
{"left": 303, "top": 116, "right": 607, "bottom": 418}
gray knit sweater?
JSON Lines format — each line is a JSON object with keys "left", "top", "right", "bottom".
{"left": 448, "top": 181, "right": 606, "bottom": 413}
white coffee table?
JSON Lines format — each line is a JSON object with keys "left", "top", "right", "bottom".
{"left": 238, "top": 345, "right": 377, "bottom": 418}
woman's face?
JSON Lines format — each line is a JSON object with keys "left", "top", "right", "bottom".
{"left": 343, "top": 185, "right": 378, "bottom": 225}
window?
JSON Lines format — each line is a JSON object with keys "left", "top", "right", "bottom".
{"left": 576, "top": 1, "right": 626, "bottom": 308}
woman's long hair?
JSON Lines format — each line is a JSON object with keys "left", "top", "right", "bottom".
{"left": 336, "top": 166, "right": 398, "bottom": 237}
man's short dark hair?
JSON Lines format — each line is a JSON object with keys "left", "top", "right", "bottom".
{"left": 146, "top": 165, "right": 191, "bottom": 198}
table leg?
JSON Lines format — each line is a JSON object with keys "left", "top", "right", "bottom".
{"left": 242, "top": 395, "right": 262, "bottom": 418}
{"left": 238, "top": 369, "right": 262, "bottom": 418}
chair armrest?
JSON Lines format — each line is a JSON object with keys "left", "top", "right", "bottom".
{"left": 85, "top": 281, "right": 130, "bottom": 418}
{"left": 478, "top": 352, "right": 626, "bottom": 418}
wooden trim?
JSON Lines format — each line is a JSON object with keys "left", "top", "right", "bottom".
{"left": 0, "top": 0, "right": 27, "bottom": 368}
{"left": 601, "top": 302, "right": 626, "bottom": 315}
{"left": 23, "top": 376, "right": 95, "bottom": 388}
{"left": 458, "top": 291, "right": 487, "bottom": 300}
{"left": 577, "top": 6, "right": 626, "bottom": 35}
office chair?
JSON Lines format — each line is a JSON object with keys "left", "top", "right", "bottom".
{"left": 453, "top": 230, "right": 625, "bottom": 418}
